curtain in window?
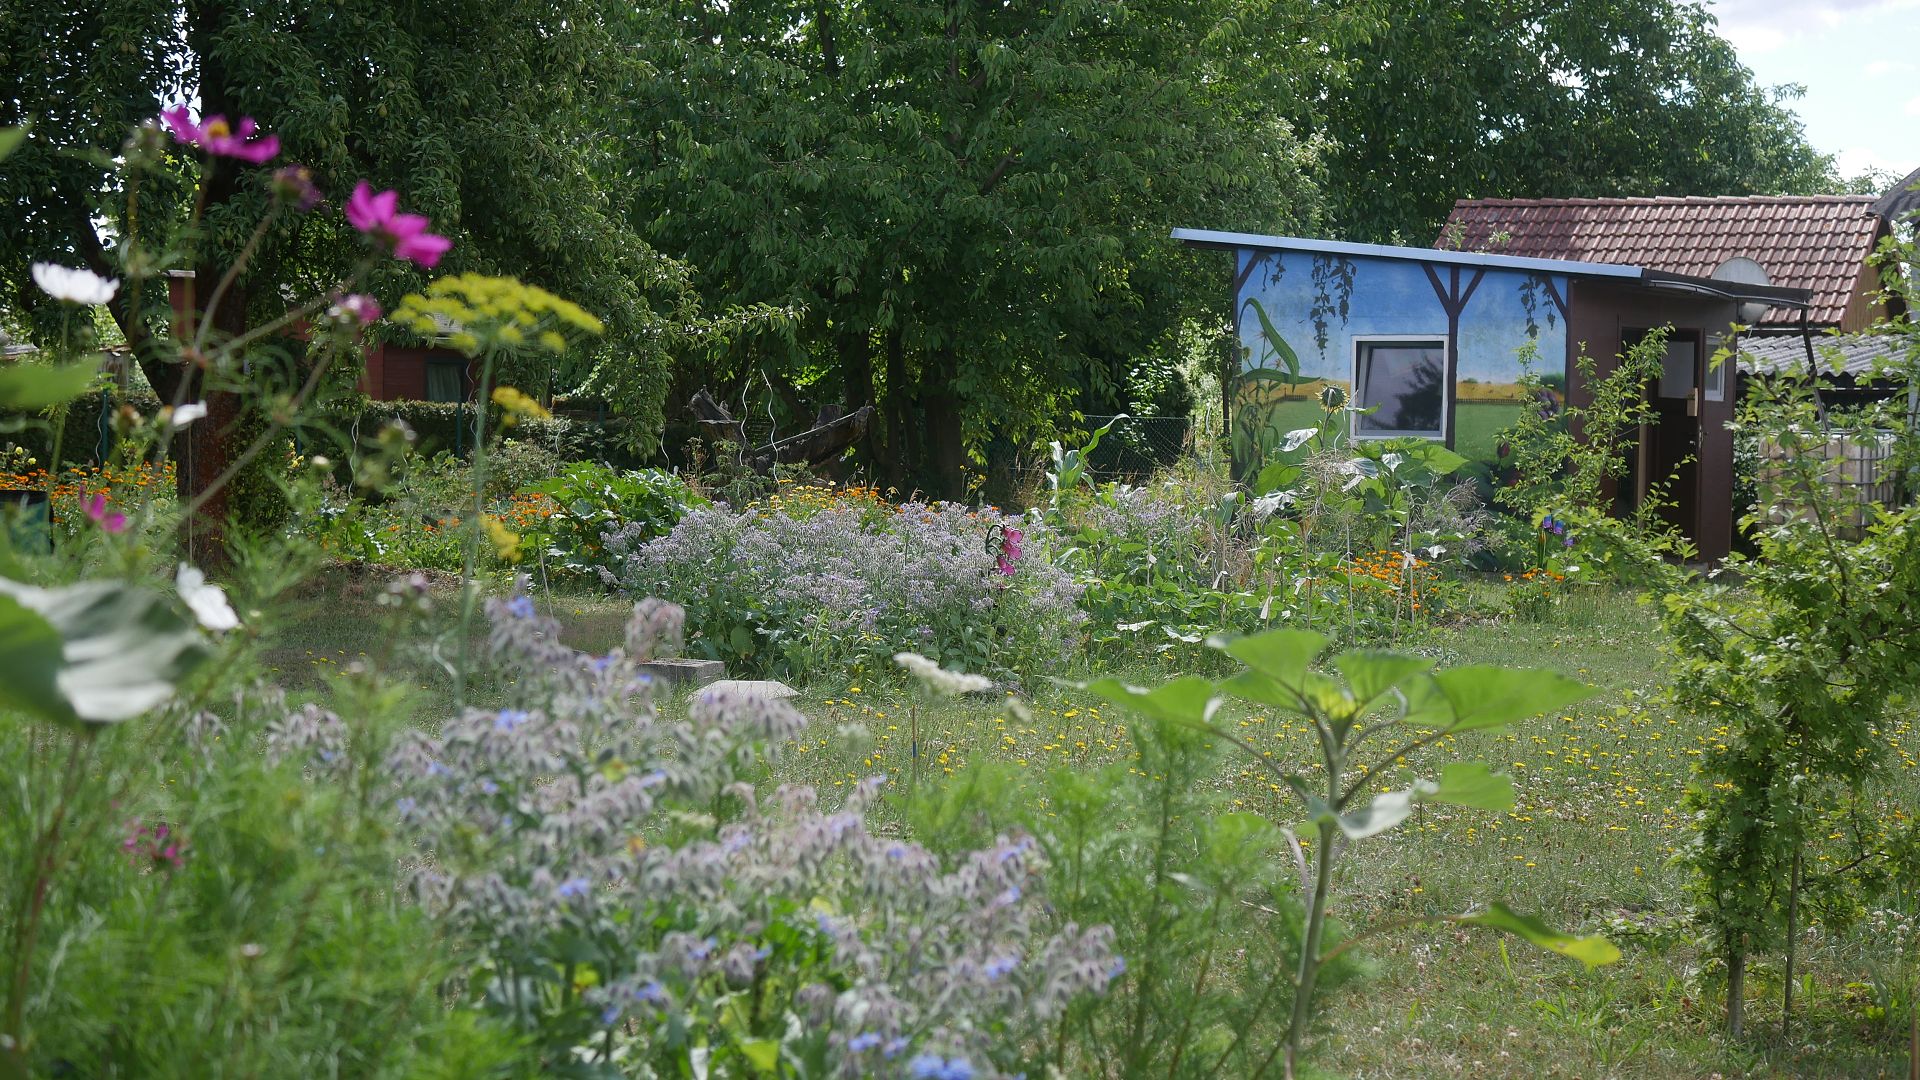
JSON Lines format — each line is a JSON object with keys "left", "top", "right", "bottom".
{"left": 425, "top": 362, "right": 465, "bottom": 403}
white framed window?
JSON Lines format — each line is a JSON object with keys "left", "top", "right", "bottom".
{"left": 1353, "top": 336, "right": 1448, "bottom": 441}
{"left": 1704, "top": 349, "right": 1727, "bottom": 403}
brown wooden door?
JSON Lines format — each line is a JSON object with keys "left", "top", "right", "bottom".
{"left": 1629, "top": 329, "right": 1703, "bottom": 544}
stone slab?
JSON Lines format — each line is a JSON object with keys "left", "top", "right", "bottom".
{"left": 638, "top": 658, "right": 726, "bottom": 687}
{"left": 704, "top": 679, "right": 799, "bottom": 700}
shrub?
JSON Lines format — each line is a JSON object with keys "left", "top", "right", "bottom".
{"left": 600, "top": 500, "right": 1085, "bottom": 680}
{"left": 482, "top": 438, "right": 563, "bottom": 500}
{"left": 520, "top": 461, "right": 706, "bottom": 575}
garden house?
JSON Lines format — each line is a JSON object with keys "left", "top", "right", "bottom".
{"left": 1441, "top": 195, "right": 1896, "bottom": 334}
{"left": 1174, "top": 228, "right": 1811, "bottom": 561}
{"left": 162, "top": 271, "right": 476, "bottom": 402}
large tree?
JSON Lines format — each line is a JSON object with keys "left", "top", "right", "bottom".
{"left": 1316, "top": 0, "right": 1844, "bottom": 244}
{"left": 614, "top": 0, "right": 1373, "bottom": 498}
{"left": 0, "top": 0, "right": 703, "bottom": 547}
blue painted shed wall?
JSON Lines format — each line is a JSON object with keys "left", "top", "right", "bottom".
{"left": 1229, "top": 247, "right": 1568, "bottom": 473}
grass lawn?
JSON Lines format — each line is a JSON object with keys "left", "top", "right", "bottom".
{"left": 272, "top": 573, "right": 1919, "bottom": 1079}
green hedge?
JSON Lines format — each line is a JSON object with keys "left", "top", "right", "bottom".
{"left": 5, "top": 394, "right": 649, "bottom": 470}
{"left": 319, "top": 399, "right": 649, "bottom": 467}
{"left": 0, "top": 390, "right": 160, "bottom": 467}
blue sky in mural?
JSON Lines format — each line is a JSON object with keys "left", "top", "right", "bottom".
{"left": 1236, "top": 251, "right": 1568, "bottom": 387}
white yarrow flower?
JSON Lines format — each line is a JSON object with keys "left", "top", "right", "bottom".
{"left": 31, "top": 262, "right": 119, "bottom": 305}
{"left": 893, "top": 652, "right": 992, "bottom": 696}
{"left": 176, "top": 563, "right": 240, "bottom": 632}
{"left": 169, "top": 402, "right": 209, "bottom": 428}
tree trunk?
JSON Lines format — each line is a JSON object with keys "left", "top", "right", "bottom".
{"left": 169, "top": 0, "right": 246, "bottom": 567}
{"left": 923, "top": 345, "right": 966, "bottom": 501}
{"left": 842, "top": 324, "right": 875, "bottom": 466}
{"left": 882, "top": 325, "right": 909, "bottom": 494}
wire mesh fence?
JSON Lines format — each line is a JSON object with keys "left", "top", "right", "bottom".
{"left": 684, "top": 404, "right": 1199, "bottom": 491}
{"left": 1077, "top": 414, "right": 1193, "bottom": 482}
{"left": 999, "top": 414, "right": 1196, "bottom": 488}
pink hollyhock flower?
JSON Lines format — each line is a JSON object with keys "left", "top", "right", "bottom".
{"left": 123, "top": 821, "right": 185, "bottom": 870}
{"left": 996, "top": 526, "right": 1024, "bottom": 576}
{"left": 344, "top": 182, "right": 452, "bottom": 268}
{"left": 86, "top": 493, "right": 128, "bottom": 534}
{"left": 160, "top": 107, "right": 280, "bottom": 164}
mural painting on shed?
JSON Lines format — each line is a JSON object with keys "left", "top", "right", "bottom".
{"left": 1229, "top": 247, "right": 1567, "bottom": 476}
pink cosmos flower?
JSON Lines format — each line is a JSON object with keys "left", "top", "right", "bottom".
{"left": 344, "top": 182, "right": 452, "bottom": 268}
{"left": 159, "top": 107, "right": 280, "bottom": 164}
{"left": 270, "top": 164, "right": 323, "bottom": 211}
{"left": 86, "top": 493, "right": 128, "bottom": 534}
{"left": 328, "top": 293, "right": 382, "bottom": 326}
{"left": 123, "top": 821, "right": 184, "bottom": 869}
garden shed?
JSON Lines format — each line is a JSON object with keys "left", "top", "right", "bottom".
{"left": 1441, "top": 195, "right": 1894, "bottom": 333}
{"left": 162, "top": 271, "right": 476, "bottom": 403}
{"left": 1175, "top": 228, "right": 1811, "bottom": 561}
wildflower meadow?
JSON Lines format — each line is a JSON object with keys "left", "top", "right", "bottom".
{"left": 4, "top": 41, "right": 1920, "bottom": 1080}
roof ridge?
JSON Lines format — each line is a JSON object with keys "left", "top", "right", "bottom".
{"left": 1451, "top": 194, "right": 1878, "bottom": 208}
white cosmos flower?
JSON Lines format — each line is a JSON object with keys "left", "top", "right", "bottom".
{"left": 893, "top": 652, "right": 993, "bottom": 696}
{"left": 31, "top": 262, "right": 119, "bottom": 305}
{"left": 176, "top": 563, "right": 240, "bottom": 632}
{"left": 169, "top": 402, "right": 209, "bottom": 428}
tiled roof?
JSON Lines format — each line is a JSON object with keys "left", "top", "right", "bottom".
{"left": 1443, "top": 196, "right": 1882, "bottom": 326}
{"left": 1871, "top": 166, "right": 1920, "bottom": 224}
{"left": 1736, "top": 332, "right": 1908, "bottom": 379}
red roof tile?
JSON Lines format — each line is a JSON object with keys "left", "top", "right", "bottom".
{"left": 1442, "top": 196, "right": 1883, "bottom": 325}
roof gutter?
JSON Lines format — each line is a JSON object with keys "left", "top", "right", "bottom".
{"left": 1636, "top": 269, "right": 1812, "bottom": 309}
{"left": 1170, "top": 228, "right": 1644, "bottom": 279}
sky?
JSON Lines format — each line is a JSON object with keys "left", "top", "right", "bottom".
{"left": 1710, "top": 0, "right": 1920, "bottom": 183}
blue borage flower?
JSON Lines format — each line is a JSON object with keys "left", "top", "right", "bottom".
{"left": 909, "top": 1054, "right": 975, "bottom": 1080}
{"left": 309, "top": 589, "right": 1121, "bottom": 1080}
{"left": 595, "top": 501, "right": 1086, "bottom": 681}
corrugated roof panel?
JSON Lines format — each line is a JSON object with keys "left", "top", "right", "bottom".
{"left": 1737, "top": 333, "right": 1909, "bottom": 378}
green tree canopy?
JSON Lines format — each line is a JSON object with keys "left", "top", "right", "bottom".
{"left": 1316, "top": 0, "right": 1845, "bottom": 243}
{"left": 614, "top": 0, "right": 1373, "bottom": 498}
{"left": 0, "top": 0, "right": 711, "bottom": 455}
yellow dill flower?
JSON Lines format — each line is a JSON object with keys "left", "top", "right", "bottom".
{"left": 392, "top": 273, "right": 602, "bottom": 358}
{"left": 491, "top": 385, "right": 552, "bottom": 422}
{"left": 482, "top": 515, "right": 522, "bottom": 562}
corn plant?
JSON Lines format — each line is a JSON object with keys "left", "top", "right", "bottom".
{"left": 1084, "top": 628, "right": 1620, "bottom": 1078}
